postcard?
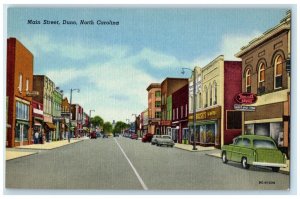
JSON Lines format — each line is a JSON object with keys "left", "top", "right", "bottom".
{"left": 4, "top": 5, "right": 293, "bottom": 192}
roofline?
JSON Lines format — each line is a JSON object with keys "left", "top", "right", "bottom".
{"left": 146, "top": 83, "right": 161, "bottom": 91}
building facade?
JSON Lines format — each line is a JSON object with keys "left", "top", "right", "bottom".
{"left": 141, "top": 109, "right": 149, "bottom": 136}
{"left": 188, "top": 55, "right": 242, "bottom": 148}
{"left": 61, "top": 97, "right": 70, "bottom": 139}
{"left": 235, "top": 11, "right": 291, "bottom": 155}
{"left": 33, "top": 75, "right": 56, "bottom": 142}
{"left": 146, "top": 83, "right": 161, "bottom": 134}
{"left": 71, "top": 104, "right": 83, "bottom": 137}
{"left": 6, "top": 38, "right": 34, "bottom": 147}
{"left": 160, "top": 78, "right": 188, "bottom": 135}
{"left": 171, "top": 84, "right": 189, "bottom": 144}
{"left": 52, "top": 87, "right": 63, "bottom": 141}
{"left": 32, "top": 100, "right": 44, "bottom": 143}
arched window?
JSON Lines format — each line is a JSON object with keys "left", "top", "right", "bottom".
{"left": 274, "top": 55, "right": 283, "bottom": 89}
{"left": 209, "top": 84, "right": 212, "bottom": 106}
{"left": 198, "top": 92, "right": 202, "bottom": 108}
{"left": 205, "top": 86, "right": 208, "bottom": 108}
{"left": 258, "top": 63, "right": 265, "bottom": 83}
{"left": 214, "top": 81, "right": 217, "bottom": 105}
{"left": 245, "top": 69, "right": 251, "bottom": 93}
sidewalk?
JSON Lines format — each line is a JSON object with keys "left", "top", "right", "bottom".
{"left": 206, "top": 151, "right": 290, "bottom": 175}
{"left": 6, "top": 138, "right": 84, "bottom": 161}
{"left": 174, "top": 143, "right": 216, "bottom": 152}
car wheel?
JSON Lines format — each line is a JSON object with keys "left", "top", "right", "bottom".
{"left": 271, "top": 167, "right": 280, "bottom": 172}
{"left": 241, "top": 157, "right": 250, "bottom": 169}
{"left": 222, "top": 151, "right": 228, "bottom": 164}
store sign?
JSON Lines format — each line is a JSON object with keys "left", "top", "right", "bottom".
{"left": 188, "top": 106, "right": 221, "bottom": 121}
{"left": 234, "top": 93, "right": 257, "bottom": 104}
{"left": 33, "top": 108, "right": 43, "bottom": 115}
{"left": 234, "top": 104, "right": 256, "bottom": 112}
{"left": 161, "top": 120, "right": 171, "bottom": 126}
{"left": 26, "top": 91, "right": 39, "bottom": 97}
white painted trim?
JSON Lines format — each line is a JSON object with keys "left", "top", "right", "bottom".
{"left": 15, "top": 97, "right": 30, "bottom": 105}
{"left": 244, "top": 118, "right": 283, "bottom": 124}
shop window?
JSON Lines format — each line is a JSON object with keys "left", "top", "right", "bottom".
{"left": 227, "top": 111, "right": 242, "bottom": 130}
{"left": 255, "top": 123, "right": 270, "bottom": 136}
{"left": 245, "top": 69, "right": 251, "bottom": 93}
{"left": 274, "top": 55, "right": 283, "bottom": 89}
{"left": 245, "top": 124, "right": 254, "bottom": 135}
{"left": 270, "top": 122, "right": 283, "bottom": 146}
{"left": 199, "top": 123, "right": 215, "bottom": 144}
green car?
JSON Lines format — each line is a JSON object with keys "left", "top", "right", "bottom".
{"left": 221, "top": 135, "right": 287, "bottom": 172}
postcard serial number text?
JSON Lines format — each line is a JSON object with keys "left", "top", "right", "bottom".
{"left": 27, "top": 19, "right": 120, "bottom": 26}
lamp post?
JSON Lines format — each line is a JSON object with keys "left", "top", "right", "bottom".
{"left": 181, "top": 67, "right": 197, "bottom": 150}
{"left": 89, "top": 109, "right": 95, "bottom": 134}
{"left": 68, "top": 88, "right": 80, "bottom": 143}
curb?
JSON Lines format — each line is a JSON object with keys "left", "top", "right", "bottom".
{"left": 205, "top": 153, "right": 290, "bottom": 175}
{"left": 174, "top": 146, "right": 208, "bottom": 152}
{"left": 6, "top": 152, "right": 38, "bottom": 161}
{"left": 15, "top": 139, "right": 84, "bottom": 150}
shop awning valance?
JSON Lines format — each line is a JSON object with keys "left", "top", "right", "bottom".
{"left": 45, "top": 122, "right": 56, "bottom": 129}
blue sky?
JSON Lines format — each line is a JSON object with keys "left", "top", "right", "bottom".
{"left": 7, "top": 7, "right": 288, "bottom": 123}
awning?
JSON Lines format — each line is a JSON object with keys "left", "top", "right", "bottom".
{"left": 34, "top": 119, "right": 42, "bottom": 126}
{"left": 45, "top": 122, "right": 56, "bottom": 129}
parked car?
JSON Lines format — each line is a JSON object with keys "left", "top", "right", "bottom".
{"left": 221, "top": 135, "right": 287, "bottom": 172}
{"left": 156, "top": 135, "right": 174, "bottom": 147}
{"left": 151, "top": 135, "right": 161, "bottom": 145}
{"left": 130, "top": 133, "right": 138, "bottom": 140}
{"left": 90, "top": 131, "right": 97, "bottom": 139}
{"left": 142, "top": 133, "right": 153, "bottom": 142}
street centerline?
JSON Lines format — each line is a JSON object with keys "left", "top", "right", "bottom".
{"left": 113, "top": 138, "right": 148, "bottom": 190}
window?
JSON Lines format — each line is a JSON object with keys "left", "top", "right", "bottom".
{"left": 209, "top": 84, "right": 212, "bottom": 106}
{"left": 26, "top": 79, "right": 29, "bottom": 92}
{"left": 205, "top": 86, "right": 208, "bottom": 107}
{"left": 181, "top": 106, "right": 183, "bottom": 118}
{"left": 242, "top": 138, "right": 251, "bottom": 147}
{"left": 173, "top": 109, "right": 175, "bottom": 120}
{"left": 213, "top": 81, "right": 217, "bottom": 105}
{"left": 18, "top": 73, "right": 23, "bottom": 92}
{"left": 245, "top": 69, "right": 251, "bottom": 93}
{"left": 185, "top": 104, "right": 187, "bottom": 117}
{"left": 155, "top": 111, "right": 161, "bottom": 119}
{"left": 155, "top": 101, "right": 161, "bottom": 107}
{"left": 176, "top": 108, "right": 178, "bottom": 119}
{"left": 16, "top": 101, "right": 29, "bottom": 120}
{"left": 155, "top": 91, "right": 161, "bottom": 97}
{"left": 198, "top": 93, "right": 202, "bottom": 108}
{"left": 227, "top": 111, "right": 242, "bottom": 130}
{"left": 274, "top": 55, "right": 283, "bottom": 89}
{"left": 258, "top": 63, "right": 265, "bottom": 83}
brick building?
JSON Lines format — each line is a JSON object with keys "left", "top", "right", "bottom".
{"left": 146, "top": 83, "right": 161, "bottom": 134}
{"left": 6, "top": 38, "right": 34, "bottom": 147}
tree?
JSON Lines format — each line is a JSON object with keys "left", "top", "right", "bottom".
{"left": 103, "top": 122, "right": 112, "bottom": 134}
{"left": 113, "top": 121, "right": 128, "bottom": 135}
{"left": 91, "top": 116, "right": 104, "bottom": 129}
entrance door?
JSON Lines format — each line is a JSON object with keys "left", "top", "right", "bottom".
{"left": 182, "top": 128, "right": 189, "bottom": 144}
{"left": 20, "top": 124, "right": 24, "bottom": 146}
{"left": 171, "top": 128, "right": 178, "bottom": 142}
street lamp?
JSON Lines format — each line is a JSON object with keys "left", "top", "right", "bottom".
{"left": 89, "top": 109, "right": 95, "bottom": 132}
{"left": 68, "top": 88, "right": 80, "bottom": 143}
{"left": 181, "top": 67, "right": 197, "bottom": 151}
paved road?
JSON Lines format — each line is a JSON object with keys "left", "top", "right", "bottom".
{"left": 6, "top": 137, "right": 289, "bottom": 190}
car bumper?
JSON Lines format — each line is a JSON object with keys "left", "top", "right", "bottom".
{"left": 253, "top": 162, "right": 287, "bottom": 168}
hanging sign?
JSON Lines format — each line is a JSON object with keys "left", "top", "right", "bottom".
{"left": 234, "top": 93, "right": 257, "bottom": 104}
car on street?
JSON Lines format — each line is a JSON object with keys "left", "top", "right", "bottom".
{"left": 142, "top": 133, "right": 153, "bottom": 142}
{"left": 151, "top": 135, "right": 161, "bottom": 145}
{"left": 130, "top": 133, "right": 138, "bottom": 140}
{"left": 221, "top": 135, "right": 287, "bottom": 172}
{"left": 90, "top": 131, "right": 97, "bottom": 139}
{"left": 156, "top": 135, "right": 174, "bottom": 147}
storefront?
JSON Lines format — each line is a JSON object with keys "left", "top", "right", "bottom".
{"left": 15, "top": 100, "right": 31, "bottom": 146}
{"left": 188, "top": 106, "right": 221, "bottom": 147}
{"left": 32, "top": 101, "right": 44, "bottom": 144}
{"left": 160, "top": 120, "right": 171, "bottom": 135}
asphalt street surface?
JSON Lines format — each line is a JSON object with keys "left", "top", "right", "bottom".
{"left": 6, "top": 136, "right": 289, "bottom": 191}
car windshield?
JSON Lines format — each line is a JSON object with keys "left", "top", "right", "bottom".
{"left": 253, "top": 139, "right": 276, "bottom": 149}
{"left": 162, "top": 136, "right": 171, "bottom": 139}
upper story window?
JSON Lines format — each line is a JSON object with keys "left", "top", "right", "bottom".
{"left": 245, "top": 69, "right": 251, "bottom": 93}
{"left": 213, "top": 81, "right": 217, "bottom": 105}
{"left": 198, "top": 92, "right": 202, "bottom": 108}
{"left": 155, "top": 91, "right": 161, "bottom": 97}
{"left": 18, "top": 73, "right": 23, "bottom": 92}
{"left": 204, "top": 86, "right": 208, "bottom": 108}
{"left": 209, "top": 84, "right": 212, "bottom": 106}
{"left": 26, "top": 79, "right": 29, "bottom": 92}
{"left": 274, "top": 55, "right": 283, "bottom": 89}
{"left": 258, "top": 63, "right": 265, "bottom": 84}
{"left": 155, "top": 101, "right": 161, "bottom": 108}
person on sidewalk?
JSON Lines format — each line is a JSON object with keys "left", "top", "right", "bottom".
{"left": 67, "top": 131, "right": 71, "bottom": 143}
{"left": 34, "top": 131, "right": 39, "bottom": 144}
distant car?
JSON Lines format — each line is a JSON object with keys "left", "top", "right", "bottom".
{"left": 142, "top": 133, "right": 153, "bottom": 142}
{"left": 103, "top": 134, "right": 108, "bottom": 138}
{"left": 151, "top": 135, "right": 161, "bottom": 145}
{"left": 130, "top": 133, "right": 138, "bottom": 140}
{"left": 114, "top": 133, "right": 120, "bottom": 137}
{"left": 156, "top": 135, "right": 174, "bottom": 147}
{"left": 90, "top": 131, "right": 97, "bottom": 139}
{"left": 221, "top": 135, "right": 287, "bottom": 172}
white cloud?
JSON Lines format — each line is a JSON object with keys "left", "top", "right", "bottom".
{"left": 190, "top": 31, "right": 262, "bottom": 67}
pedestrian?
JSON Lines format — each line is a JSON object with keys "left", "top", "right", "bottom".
{"left": 34, "top": 131, "right": 39, "bottom": 144}
{"left": 68, "top": 131, "right": 71, "bottom": 143}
